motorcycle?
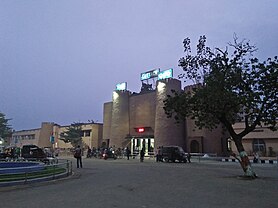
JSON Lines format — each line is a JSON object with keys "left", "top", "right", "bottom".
{"left": 102, "top": 149, "right": 117, "bottom": 160}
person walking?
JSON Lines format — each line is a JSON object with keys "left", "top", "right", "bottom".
{"left": 187, "top": 152, "right": 191, "bottom": 163}
{"left": 140, "top": 149, "right": 145, "bottom": 162}
{"left": 87, "top": 147, "right": 92, "bottom": 158}
{"left": 74, "top": 145, "right": 82, "bottom": 168}
{"left": 156, "top": 146, "right": 161, "bottom": 162}
{"left": 126, "top": 147, "right": 130, "bottom": 160}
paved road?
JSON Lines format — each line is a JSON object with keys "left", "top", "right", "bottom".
{"left": 0, "top": 157, "right": 277, "bottom": 208}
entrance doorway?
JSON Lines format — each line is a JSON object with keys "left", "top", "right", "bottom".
{"left": 190, "top": 140, "right": 200, "bottom": 153}
{"left": 131, "top": 138, "right": 154, "bottom": 156}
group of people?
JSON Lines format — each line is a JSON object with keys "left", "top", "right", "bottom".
{"left": 74, "top": 145, "right": 150, "bottom": 167}
{"left": 74, "top": 145, "right": 194, "bottom": 168}
{"left": 74, "top": 146, "right": 133, "bottom": 168}
{"left": 85, "top": 146, "right": 132, "bottom": 159}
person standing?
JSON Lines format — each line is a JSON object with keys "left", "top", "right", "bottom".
{"left": 74, "top": 145, "right": 82, "bottom": 168}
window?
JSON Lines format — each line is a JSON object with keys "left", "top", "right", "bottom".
{"left": 252, "top": 139, "right": 266, "bottom": 154}
{"left": 83, "top": 130, "right": 91, "bottom": 137}
{"left": 18, "top": 134, "right": 35, "bottom": 140}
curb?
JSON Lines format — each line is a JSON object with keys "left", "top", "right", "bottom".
{"left": 221, "top": 158, "right": 278, "bottom": 164}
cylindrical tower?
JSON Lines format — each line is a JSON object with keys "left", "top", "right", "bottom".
{"left": 154, "top": 78, "right": 185, "bottom": 149}
{"left": 110, "top": 90, "right": 130, "bottom": 148}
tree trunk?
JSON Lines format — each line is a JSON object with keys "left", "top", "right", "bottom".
{"left": 233, "top": 137, "right": 257, "bottom": 178}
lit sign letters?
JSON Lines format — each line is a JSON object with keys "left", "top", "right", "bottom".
{"left": 140, "top": 69, "right": 160, "bottom": 81}
{"left": 116, "top": 82, "right": 127, "bottom": 91}
{"left": 141, "top": 72, "right": 151, "bottom": 80}
{"left": 158, "top": 68, "right": 173, "bottom": 80}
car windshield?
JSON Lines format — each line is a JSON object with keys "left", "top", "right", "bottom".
{"left": 178, "top": 147, "right": 185, "bottom": 153}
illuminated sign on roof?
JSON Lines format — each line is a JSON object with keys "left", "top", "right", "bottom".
{"left": 116, "top": 82, "right": 127, "bottom": 91}
{"left": 140, "top": 68, "right": 160, "bottom": 81}
{"left": 158, "top": 68, "right": 173, "bottom": 80}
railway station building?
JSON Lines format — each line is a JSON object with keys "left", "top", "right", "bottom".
{"left": 102, "top": 68, "right": 230, "bottom": 156}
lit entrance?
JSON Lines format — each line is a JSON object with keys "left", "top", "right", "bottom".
{"left": 131, "top": 137, "right": 154, "bottom": 156}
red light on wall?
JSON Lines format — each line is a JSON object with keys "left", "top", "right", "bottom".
{"left": 138, "top": 128, "right": 145, "bottom": 133}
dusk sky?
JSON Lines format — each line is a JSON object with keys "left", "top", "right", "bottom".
{"left": 1, "top": 1, "right": 278, "bottom": 130}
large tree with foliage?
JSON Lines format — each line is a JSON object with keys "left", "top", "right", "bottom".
{"left": 59, "top": 123, "right": 83, "bottom": 148}
{"left": 0, "top": 112, "right": 12, "bottom": 140}
{"left": 164, "top": 35, "right": 278, "bottom": 178}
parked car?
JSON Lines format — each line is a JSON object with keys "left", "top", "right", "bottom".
{"left": 161, "top": 146, "right": 187, "bottom": 163}
{"left": 21, "top": 145, "right": 47, "bottom": 160}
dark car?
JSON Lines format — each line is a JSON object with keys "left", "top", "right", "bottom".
{"left": 21, "top": 145, "right": 47, "bottom": 160}
{"left": 161, "top": 146, "right": 187, "bottom": 163}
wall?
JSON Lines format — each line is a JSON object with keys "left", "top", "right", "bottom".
{"left": 38, "top": 122, "right": 54, "bottom": 148}
{"left": 129, "top": 91, "right": 156, "bottom": 137}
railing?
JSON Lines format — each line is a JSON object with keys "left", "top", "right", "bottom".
{"left": 0, "top": 159, "right": 72, "bottom": 187}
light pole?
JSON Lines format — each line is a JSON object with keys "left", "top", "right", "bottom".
{"left": 0, "top": 137, "right": 4, "bottom": 153}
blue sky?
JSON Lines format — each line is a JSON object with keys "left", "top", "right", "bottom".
{"left": 1, "top": 0, "right": 278, "bottom": 130}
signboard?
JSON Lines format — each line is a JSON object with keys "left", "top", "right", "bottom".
{"left": 140, "top": 68, "right": 160, "bottom": 81}
{"left": 136, "top": 127, "right": 145, "bottom": 133}
{"left": 158, "top": 68, "right": 173, "bottom": 80}
{"left": 50, "top": 136, "right": 55, "bottom": 144}
{"left": 116, "top": 82, "right": 127, "bottom": 91}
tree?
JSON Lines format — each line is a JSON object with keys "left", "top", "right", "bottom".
{"left": 0, "top": 112, "right": 12, "bottom": 140}
{"left": 59, "top": 123, "right": 83, "bottom": 148}
{"left": 164, "top": 35, "right": 278, "bottom": 178}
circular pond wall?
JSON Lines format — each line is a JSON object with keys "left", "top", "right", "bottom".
{"left": 0, "top": 162, "right": 45, "bottom": 174}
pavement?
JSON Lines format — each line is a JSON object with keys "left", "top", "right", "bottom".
{"left": 0, "top": 157, "right": 277, "bottom": 208}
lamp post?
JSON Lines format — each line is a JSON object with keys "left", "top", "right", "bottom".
{"left": 0, "top": 137, "right": 4, "bottom": 153}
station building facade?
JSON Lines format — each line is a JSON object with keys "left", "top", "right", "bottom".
{"left": 10, "top": 73, "right": 277, "bottom": 157}
{"left": 102, "top": 78, "right": 230, "bottom": 156}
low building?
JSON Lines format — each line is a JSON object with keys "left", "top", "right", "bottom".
{"left": 11, "top": 122, "right": 103, "bottom": 151}
{"left": 57, "top": 123, "right": 103, "bottom": 149}
{"left": 230, "top": 122, "right": 278, "bottom": 156}
{"left": 11, "top": 122, "right": 54, "bottom": 148}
